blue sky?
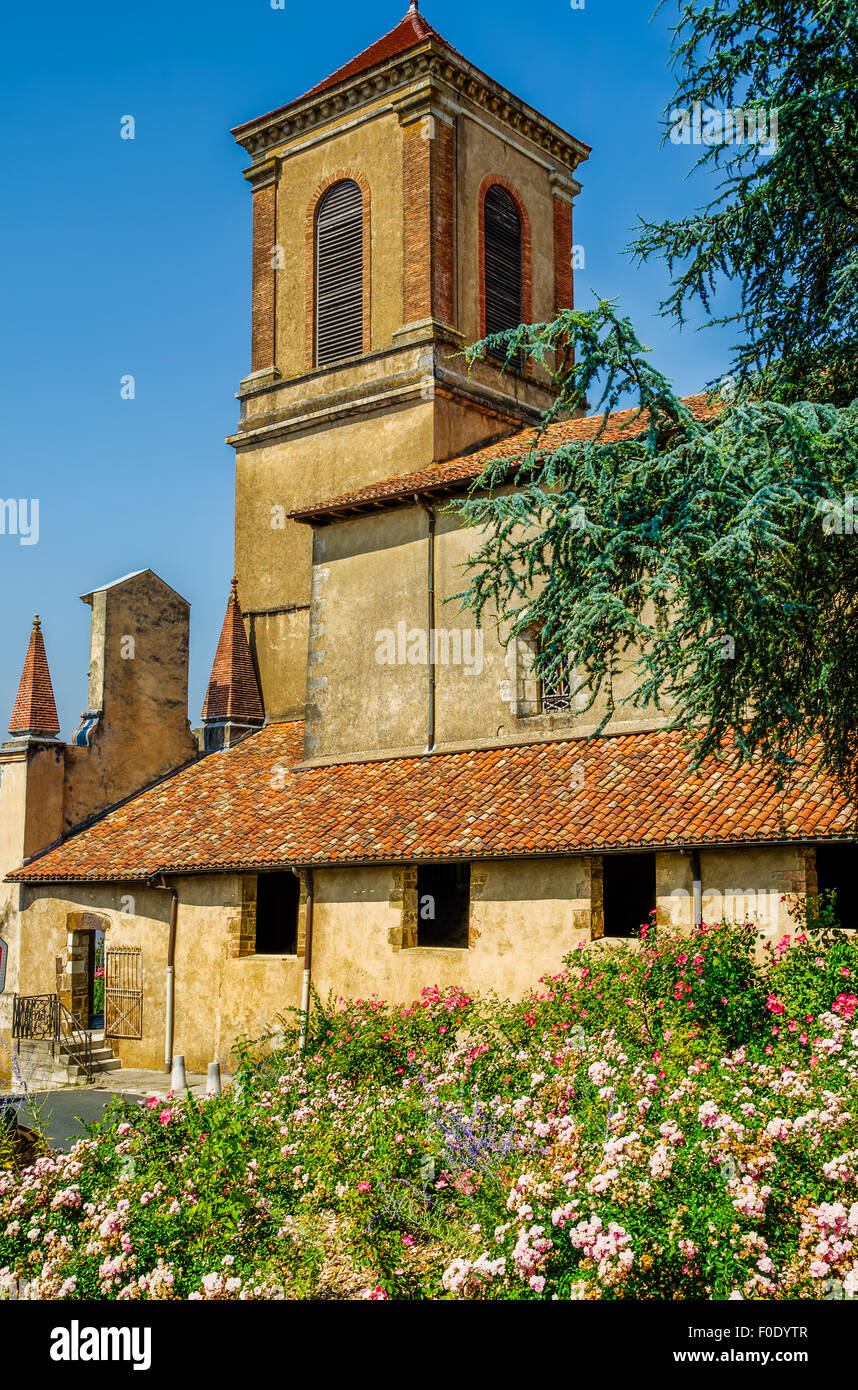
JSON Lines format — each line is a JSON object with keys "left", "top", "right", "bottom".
{"left": 0, "top": 0, "right": 734, "bottom": 737}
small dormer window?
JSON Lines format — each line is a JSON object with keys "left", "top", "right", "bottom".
{"left": 315, "top": 179, "right": 364, "bottom": 367}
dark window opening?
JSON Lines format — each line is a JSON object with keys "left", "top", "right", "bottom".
{"left": 416, "top": 863, "right": 470, "bottom": 948}
{"left": 603, "top": 853, "right": 656, "bottom": 938}
{"left": 484, "top": 184, "right": 523, "bottom": 367}
{"left": 255, "top": 872, "right": 299, "bottom": 954}
{"left": 316, "top": 179, "right": 363, "bottom": 367}
{"left": 815, "top": 844, "right": 858, "bottom": 930}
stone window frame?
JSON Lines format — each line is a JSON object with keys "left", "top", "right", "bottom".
{"left": 305, "top": 168, "right": 372, "bottom": 372}
{"left": 388, "top": 863, "right": 484, "bottom": 952}
{"left": 230, "top": 873, "right": 307, "bottom": 960}
{"left": 504, "top": 624, "right": 586, "bottom": 720}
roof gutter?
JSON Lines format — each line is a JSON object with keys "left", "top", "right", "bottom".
{"left": 12, "top": 834, "right": 858, "bottom": 886}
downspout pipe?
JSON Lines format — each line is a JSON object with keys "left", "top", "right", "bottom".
{"left": 151, "top": 875, "right": 178, "bottom": 1071}
{"left": 689, "top": 849, "right": 703, "bottom": 928}
{"left": 414, "top": 495, "right": 436, "bottom": 753}
{"left": 292, "top": 866, "right": 314, "bottom": 1052}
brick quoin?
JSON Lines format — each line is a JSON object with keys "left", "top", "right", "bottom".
{"left": 552, "top": 192, "right": 574, "bottom": 372}
{"left": 477, "top": 174, "right": 533, "bottom": 374}
{"left": 402, "top": 114, "right": 456, "bottom": 325}
{"left": 552, "top": 194, "right": 574, "bottom": 313}
{"left": 431, "top": 118, "right": 456, "bottom": 325}
{"left": 250, "top": 175, "right": 276, "bottom": 372}
{"left": 402, "top": 119, "right": 433, "bottom": 323}
{"left": 305, "top": 168, "right": 372, "bottom": 371}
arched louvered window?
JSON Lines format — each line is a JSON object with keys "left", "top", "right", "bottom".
{"left": 315, "top": 179, "right": 364, "bottom": 367}
{"left": 483, "top": 184, "right": 523, "bottom": 363}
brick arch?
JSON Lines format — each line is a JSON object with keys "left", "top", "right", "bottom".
{"left": 305, "top": 168, "right": 372, "bottom": 371}
{"left": 477, "top": 175, "right": 533, "bottom": 358}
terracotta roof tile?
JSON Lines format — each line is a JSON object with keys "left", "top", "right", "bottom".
{"left": 290, "top": 393, "right": 722, "bottom": 521}
{"left": 9, "top": 722, "right": 855, "bottom": 884}
{"left": 201, "top": 580, "right": 264, "bottom": 724}
{"left": 9, "top": 616, "right": 60, "bottom": 737}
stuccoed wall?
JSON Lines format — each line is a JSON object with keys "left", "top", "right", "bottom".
{"left": 16, "top": 879, "right": 304, "bottom": 1076}
{"left": 304, "top": 497, "right": 664, "bottom": 764}
{"left": 9, "top": 846, "right": 821, "bottom": 1075}
{"left": 657, "top": 844, "right": 810, "bottom": 954}
{"left": 309, "top": 857, "right": 593, "bottom": 1005}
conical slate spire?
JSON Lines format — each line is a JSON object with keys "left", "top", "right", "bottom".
{"left": 201, "top": 579, "right": 264, "bottom": 725}
{"left": 9, "top": 615, "right": 60, "bottom": 737}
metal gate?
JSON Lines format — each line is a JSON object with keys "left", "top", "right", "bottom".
{"left": 104, "top": 947, "right": 143, "bottom": 1039}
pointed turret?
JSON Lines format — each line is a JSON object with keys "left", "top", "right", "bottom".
{"left": 201, "top": 580, "right": 264, "bottom": 751}
{"left": 9, "top": 615, "right": 60, "bottom": 739}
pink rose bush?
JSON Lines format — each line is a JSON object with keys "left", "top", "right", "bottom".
{"left": 0, "top": 922, "right": 857, "bottom": 1299}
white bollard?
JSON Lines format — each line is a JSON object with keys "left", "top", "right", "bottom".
{"left": 206, "top": 1061, "right": 221, "bottom": 1095}
{"left": 170, "top": 1054, "right": 187, "bottom": 1093}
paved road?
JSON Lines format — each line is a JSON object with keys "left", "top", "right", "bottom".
{"left": 14, "top": 1090, "right": 133, "bottom": 1151}
{"left": 12, "top": 1070, "right": 212, "bottom": 1151}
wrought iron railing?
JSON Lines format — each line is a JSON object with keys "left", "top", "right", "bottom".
{"left": 11, "top": 994, "right": 93, "bottom": 1082}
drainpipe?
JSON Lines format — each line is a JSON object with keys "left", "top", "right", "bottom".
{"left": 292, "top": 866, "right": 314, "bottom": 1052}
{"left": 414, "top": 495, "right": 436, "bottom": 753}
{"left": 151, "top": 876, "right": 178, "bottom": 1071}
{"left": 690, "top": 849, "right": 703, "bottom": 928}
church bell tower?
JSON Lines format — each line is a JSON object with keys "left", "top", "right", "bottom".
{"left": 227, "top": 3, "right": 589, "bottom": 721}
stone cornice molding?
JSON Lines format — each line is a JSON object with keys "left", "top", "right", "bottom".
{"left": 234, "top": 39, "right": 590, "bottom": 174}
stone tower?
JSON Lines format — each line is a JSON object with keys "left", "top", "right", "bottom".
{"left": 227, "top": 3, "right": 589, "bottom": 721}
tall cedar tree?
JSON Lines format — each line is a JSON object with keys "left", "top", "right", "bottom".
{"left": 457, "top": 0, "right": 858, "bottom": 800}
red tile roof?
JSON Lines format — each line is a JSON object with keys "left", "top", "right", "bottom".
{"left": 290, "top": 393, "right": 723, "bottom": 521}
{"left": 231, "top": 6, "right": 459, "bottom": 136}
{"left": 9, "top": 721, "right": 854, "bottom": 883}
{"left": 201, "top": 580, "right": 264, "bottom": 724}
{"left": 9, "top": 616, "right": 60, "bottom": 737}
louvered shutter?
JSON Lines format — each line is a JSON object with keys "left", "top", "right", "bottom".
{"left": 316, "top": 180, "right": 364, "bottom": 367}
{"left": 484, "top": 185, "right": 523, "bottom": 364}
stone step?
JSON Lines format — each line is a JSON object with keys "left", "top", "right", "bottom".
{"left": 54, "top": 1046, "right": 115, "bottom": 1064}
{"left": 12, "top": 1036, "right": 121, "bottom": 1083}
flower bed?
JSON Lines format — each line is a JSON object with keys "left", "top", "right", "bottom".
{"left": 1, "top": 920, "right": 857, "bottom": 1300}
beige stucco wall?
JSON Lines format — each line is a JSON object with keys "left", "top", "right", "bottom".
{"left": 309, "top": 857, "right": 593, "bottom": 1004}
{"left": 5, "top": 844, "right": 829, "bottom": 1074}
{"left": 0, "top": 744, "right": 65, "bottom": 1039}
{"left": 657, "top": 845, "right": 808, "bottom": 955}
{"left": 303, "top": 498, "right": 660, "bottom": 762}
{"left": 14, "top": 878, "right": 305, "bottom": 1075}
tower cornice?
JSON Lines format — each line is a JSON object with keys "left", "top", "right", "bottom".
{"left": 234, "top": 39, "right": 589, "bottom": 175}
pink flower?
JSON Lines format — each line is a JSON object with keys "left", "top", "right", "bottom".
{"left": 159, "top": 1109, "right": 173, "bottom": 1126}
{"left": 357, "top": 1182, "right": 372, "bottom": 1194}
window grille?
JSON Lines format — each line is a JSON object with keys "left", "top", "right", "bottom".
{"left": 539, "top": 639, "right": 574, "bottom": 714}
